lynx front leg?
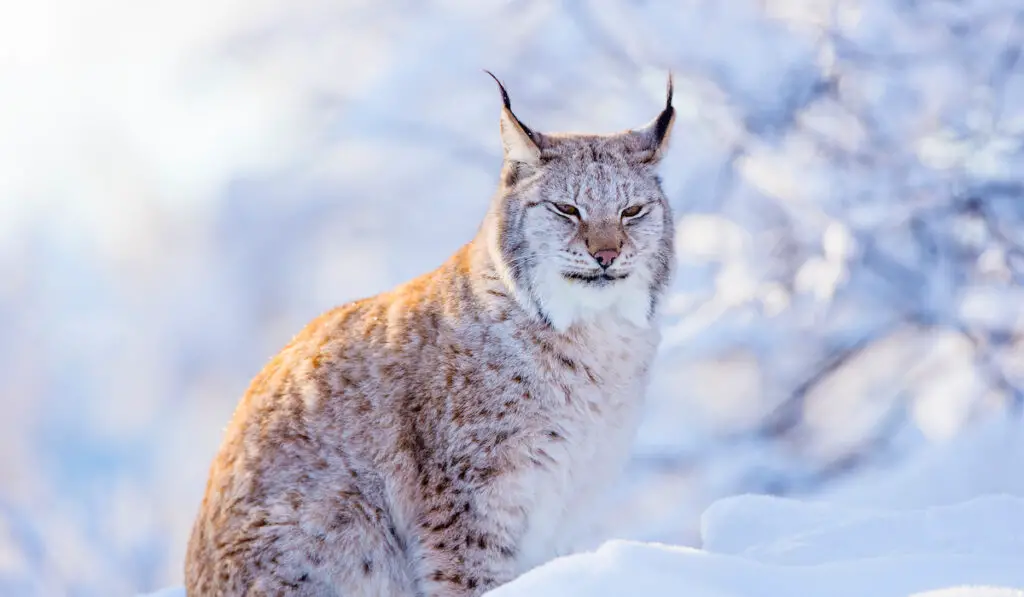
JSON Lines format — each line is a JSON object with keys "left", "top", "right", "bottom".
{"left": 411, "top": 482, "right": 526, "bottom": 597}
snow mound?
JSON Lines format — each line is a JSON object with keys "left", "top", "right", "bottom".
{"left": 488, "top": 418, "right": 1024, "bottom": 596}
{"left": 490, "top": 495, "right": 1024, "bottom": 596}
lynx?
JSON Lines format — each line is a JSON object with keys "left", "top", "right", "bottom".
{"left": 185, "top": 72, "right": 676, "bottom": 596}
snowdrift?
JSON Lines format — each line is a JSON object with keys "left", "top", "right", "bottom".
{"left": 490, "top": 495, "right": 1024, "bottom": 597}
{"left": 489, "top": 417, "right": 1024, "bottom": 596}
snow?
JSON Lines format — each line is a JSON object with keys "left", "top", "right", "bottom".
{"left": 486, "top": 417, "right": 1024, "bottom": 596}
{"left": 489, "top": 539, "right": 1024, "bottom": 597}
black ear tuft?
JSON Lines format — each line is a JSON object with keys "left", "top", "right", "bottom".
{"left": 665, "top": 72, "right": 674, "bottom": 110}
{"left": 483, "top": 69, "right": 512, "bottom": 110}
{"left": 652, "top": 73, "right": 675, "bottom": 145}
{"left": 625, "top": 72, "right": 676, "bottom": 165}
{"left": 483, "top": 69, "right": 538, "bottom": 142}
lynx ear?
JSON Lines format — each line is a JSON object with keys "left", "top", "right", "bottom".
{"left": 485, "top": 70, "right": 542, "bottom": 165}
{"left": 627, "top": 73, "right": 675, "bottom": 164}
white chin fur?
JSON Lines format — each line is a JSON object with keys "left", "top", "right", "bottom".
{"left": 532, "top": 267, "right": 652, "bottom": 331}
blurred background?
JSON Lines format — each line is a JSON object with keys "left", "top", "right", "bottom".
{"left": 3, "top": 0, "right": 1024, "bottom": 594}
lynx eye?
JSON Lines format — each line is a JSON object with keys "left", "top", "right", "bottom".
{"left": 621, "top": 205, "right": 643, "bottom": 218}
{"left": 552, "top": 203, "right": 581, "bottom": 217}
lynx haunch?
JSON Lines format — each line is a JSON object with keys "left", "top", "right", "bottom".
{"left": 185, "top": 73, "right": 676, "bottom": 596}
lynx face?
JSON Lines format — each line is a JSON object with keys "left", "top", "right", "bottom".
{"left": 487, "top": 75, "right": 677, "bottom": 331}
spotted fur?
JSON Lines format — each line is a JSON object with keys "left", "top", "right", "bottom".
{"left": 185, "top": 74, "right": 676, "bottom": 596}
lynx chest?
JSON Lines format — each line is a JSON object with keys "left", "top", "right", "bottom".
{"left": 509, "top": 318, "right": 658, "bottom": 573}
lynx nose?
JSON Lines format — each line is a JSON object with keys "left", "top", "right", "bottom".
{"left": 592, "top": 249, "right": 619, "bottom": 269}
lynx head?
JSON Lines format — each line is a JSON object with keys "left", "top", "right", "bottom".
{"left": 484, "top": 72, "right": 676, "bottom": 332}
